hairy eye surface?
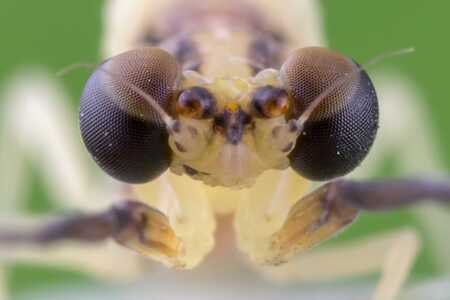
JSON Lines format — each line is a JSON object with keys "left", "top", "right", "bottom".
{"left": 79, "top": 47, "right": 181, "bottom": 183}
{"left": 175, "top": 86, "right": 216, "bottom": 119}
{"left": 280, "top": 47, "right": 378, "bottom": 181}
{"left": 251, "top": 85, "right": 289, "bottom": 118}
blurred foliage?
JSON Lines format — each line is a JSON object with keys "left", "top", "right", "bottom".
{"left": 0, "top": 0, "right": 449, "bottom": 297}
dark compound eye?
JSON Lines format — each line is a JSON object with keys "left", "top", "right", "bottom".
{"left": 280, "top": 47, "right": 378, "bottom": 181}
{"left": 175, "top": 86, "right": 216, "bottom": 119}
{"left": 251, "top": 85, "right": 289, "bottom": 118}
{"left": 79, "top": 47, "right": 181, "bottom": 183}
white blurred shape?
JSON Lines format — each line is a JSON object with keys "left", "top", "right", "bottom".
{"left": 0, "top": 70, "right": 117, "bottom": 212}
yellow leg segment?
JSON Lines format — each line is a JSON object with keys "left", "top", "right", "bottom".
{"left": 133, "top": 171, "right": 216, "bottom": 269}
{"left": 235, "top": 170, "right": 358, "bottom": 265}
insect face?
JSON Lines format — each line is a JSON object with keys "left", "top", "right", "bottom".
{"left": 80, "top": 46, "right": 378, "bottom": 187}
{"left": 168, "top": 75, "right": 294, "bottom": 188}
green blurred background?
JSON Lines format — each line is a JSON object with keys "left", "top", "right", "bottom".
{"left": 0, "top": 0, "right": 449, "bottom": 298}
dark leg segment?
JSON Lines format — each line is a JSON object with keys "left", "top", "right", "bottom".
{"left": 0, "top": 211, "right": 117, "bottom": 245}
{"left": 333, "top": 178, "right": 450, "bottom": 211}
{"left": 0, "top": 200, "right": 182, "bottom": 263}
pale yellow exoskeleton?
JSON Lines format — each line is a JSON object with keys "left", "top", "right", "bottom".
{"left": 1, "top": 1, "right": 450, "bottom": 300}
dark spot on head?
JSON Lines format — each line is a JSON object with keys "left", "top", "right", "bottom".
{"left": 170, "top": 120, "right": 181, "bottom": 133}
{"left": 174, "top": 38, "right": 201, "bottom": 71}
{"left": 248, "top": 34, "right": 284, "bottom": 74}
{"left": 183, "top": 165, "right": 209, "bottom": 176}
{"left": 214, "top": 109, "right": 252, "bottom": 144}
{"left": 140, "top": 31, "right": 162, "bottom": 45}
{"left": 176, "top": 86, "right": 216, "bottom": 119}
{"left": 183, "top": 165, "right": 199, "bottom": 176}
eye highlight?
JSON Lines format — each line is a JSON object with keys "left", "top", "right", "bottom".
{"left": 251, "top": 85, "right": 289, "bottom": 118}
{"left": 175, "top": 86, "right": 216, "bottom": 119}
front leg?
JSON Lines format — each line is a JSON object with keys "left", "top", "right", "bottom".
{"left": 0, "top": 200, "right": 183, "bottom": 269}
{"left": 267, "top": 181, "right": 358, "bottom": 265}
{"left": 236, "top": 173, "right": 449, "bottom": 300}
{"left": 271, "top": 177, "right": 450, "bottom": 264}
{"left": 0, "top": 173, "right": 217, "bottom": 270}
{"left": 236, "top": 170, "right": 450, "bottom": 265}
{"left": 236, "top": 169, "right": 358, "bottom": 265}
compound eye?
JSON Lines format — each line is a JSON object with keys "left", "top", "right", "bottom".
{"left": 251, "top": 85, "right": 289, "bottom": 118}
{"left": 280, "top": 47, "right": 378, "bottom": 181}
{"left": 175, "top": 86, "right": 216, "bottom": 119}
{"left": 79, "top": 47, "right": 181, "bottom": 183}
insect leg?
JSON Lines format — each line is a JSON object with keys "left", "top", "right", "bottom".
{"left": 0, "top": 200, "right": 184, "bottom": 275}
{"left": 236, "top": 174, "right": 442, "bottom": 298}
{"left": 327, "top": 178, "right": 450, "bottom": 211}
{"left": 132, "top": 172, "right": 217, "bottom": 269}
{"left": 236, "top": 170, "right": 449, "bottom": 265}
{"left": 0, "top": 210, "right": 119, "bottom": 245}
{"left": 258, "top": 229, "right": 419, "bottom": 300}
{"left": 0, "top": 217, "right": 142, "bottom": 281}
{"left": 268, "top": 178, "right": 450, "bottom": 264}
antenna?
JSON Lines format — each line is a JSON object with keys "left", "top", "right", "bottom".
{"left": 296, "top": 48, "right": 415, "bottom": 129}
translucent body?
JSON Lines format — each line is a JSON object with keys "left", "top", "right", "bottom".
{"left": 1, "top": 1, "right": 447, "bottom": 300}
{"left": 97, "top": 0, "right": 363, "bottom": 268}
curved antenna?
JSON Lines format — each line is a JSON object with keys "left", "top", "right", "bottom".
{"left": 56, "top": 62, "right": 98, "bottom": 77}
{"left": 56, "top": 62, "right": 176, "bottom": 128}
{"left": 97, "top": 67, "right": 176, "bottom": 128}
{"left": 296, "top": 47, "right": 415, "bottom": 129}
